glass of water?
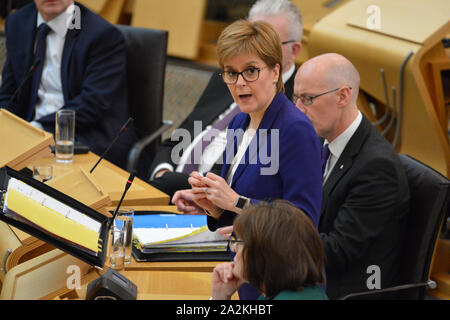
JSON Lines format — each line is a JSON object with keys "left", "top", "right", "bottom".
{"left": 32, "top": 165, "right": 53, "bottom": 182}
{"left": 110, "top": 227, "right": 125, "bottom": 271}
{"left": 55, "top": 109, "right": 75, "bottom": 164}
{"left": 114, "top": 208, "right": 134, "bottom": 265}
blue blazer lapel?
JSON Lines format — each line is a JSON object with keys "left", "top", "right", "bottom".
{"left": 227, "top": 93, "right": 284, "bottom": 188}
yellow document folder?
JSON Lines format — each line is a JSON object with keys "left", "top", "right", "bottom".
{"left": 0, "top": 166, "right": 109, "bottom": 268}
{"left": 4, "top": 178, "right": 100, "bottom": 253}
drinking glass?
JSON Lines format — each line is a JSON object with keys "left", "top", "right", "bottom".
{"left": 55, "top": 110, "right": 75, "bottom": 163}
{"left": 110, "top": 227, "right": 125, "bottom": 270}
{"left": 114, "top": 208, "right": 134, "bottom": 265}
{"left": 32, "top": 165, "right": 53, "bottom": 182}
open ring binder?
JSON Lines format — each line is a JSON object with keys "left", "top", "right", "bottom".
{"left": 0, "top": 166, "right": 110, "bottom": 269}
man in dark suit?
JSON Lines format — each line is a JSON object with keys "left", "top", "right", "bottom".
{"left": 0, "top": 0, "right": 137, "bottom": 169}
{"left": 294, "top": 53, "right": 410, "bottom": 299}
{"left": 149, "top": 0, "right": 303, "bottom": 199}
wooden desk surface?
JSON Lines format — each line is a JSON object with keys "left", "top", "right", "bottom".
{"left": 31, "top": 152, "right": 170, "bottom": 207}
{"left": 124, "top": 260, "right": 220, "bottom": 273}
{"left": 75, "top": 264, "right": 239, "bottom": 300}
{"left": 121, "top": 270, "right": 214, "bottom": 300}
{"left": 5, "top": 152, "right": 228, "bottom": 300}
{"left": 74, "top": 269, "right": 215, "bottom": 300}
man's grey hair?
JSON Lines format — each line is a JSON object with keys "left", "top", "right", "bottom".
{"left": 248, "top": 0, "right": 303, "bottom": 42}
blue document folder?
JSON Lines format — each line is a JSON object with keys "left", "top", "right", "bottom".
{"left": 131, "top": 212, "right": 229, "bottom": 262}
{"left": 133, "top": 213, "right": 207, "bottom": 229}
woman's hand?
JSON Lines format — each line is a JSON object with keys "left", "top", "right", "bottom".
{"left": 198, "top": 172, "right": 240, "bottom": 212}
{"left": 171, "top": 189, "right": 204, "bottom": 215}
{"left": 211, "top": 262, "right": 243, "bottom": 300}
{"left": 217, "top": 226, "right": 234, "bottom": 239}
{"left": 189, "top": 172, "right": 223, "bottom": 218}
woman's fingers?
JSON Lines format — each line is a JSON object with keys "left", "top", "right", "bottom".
{"left": 190, "top": 171, "right": 204, "bottom": 180}
{"left": 189, "top": 171, "right": 206, "bottom": 188}
{"left": 217, "top": 226, "right": 234, "bottom": 239}
{"left": 188, "top": 176, "right": 204, "bottom": 188}
{"left": 205, "top": 172, "right": 221, "bottom": 181}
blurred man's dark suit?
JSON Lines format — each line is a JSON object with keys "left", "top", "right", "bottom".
{"left": 0, "top": 2, "right": 138, "bottom": 169}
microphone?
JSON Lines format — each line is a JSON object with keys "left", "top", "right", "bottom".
{"left": 107, "top": 171, "right": 136, "bottom": 230}
{"left": 4, "top": 58, "right": 41, "bottom": 110}
{"left": 90, "top": 117, "right": 134, "bottom": 174}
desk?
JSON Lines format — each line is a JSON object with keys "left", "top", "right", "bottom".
{"left": 2, "top": 152, "right": 170, "bottom": 280}
{"left": 1, "top": 153, "right": 231, "bottom": 300}
{"left": 73, "top": 262, "right": 239, "bottom": 300}
{"left": 110, "top": 269, "right": 214, "bottom": 299}
{"left": 73, "top": 267, "right": 216, "bottom": 300}
{"left": 31, "top": 152, "right": 170, "bottom": 206}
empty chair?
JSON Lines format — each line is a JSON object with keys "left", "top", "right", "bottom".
{"left": 115, "top": 25, "right": 169, "bottom": 179}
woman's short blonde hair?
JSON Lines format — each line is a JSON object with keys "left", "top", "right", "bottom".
{"left": 217, "top": 19, "right": 284, "bottom": 93}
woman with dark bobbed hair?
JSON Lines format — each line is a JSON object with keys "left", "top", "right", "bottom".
{"left": 211, "top": 200, "right": 328, "bottom": 300}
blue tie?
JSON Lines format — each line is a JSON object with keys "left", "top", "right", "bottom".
{"left": 321, "top": 143, "right": 330, "bottom": 176}
{"left": 27, "top": 23, "right": 51, "bottom": 121}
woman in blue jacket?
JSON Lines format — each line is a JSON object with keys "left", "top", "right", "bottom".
{"left": 173, "top": 19, "right": 322, "bottom": 228}
{"left": 172, "top": 19, "right": 322, "bottom": 299}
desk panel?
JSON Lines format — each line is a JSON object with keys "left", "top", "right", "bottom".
{"left": 31, "top": 152, "right": 169, "bottom": 206}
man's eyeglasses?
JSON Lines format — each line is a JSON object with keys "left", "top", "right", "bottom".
{"left": 220, "top": 66, "right": 267, "bottom": 85}
{"left": 292, "top": 87, "right": 352, "bottom": 106}
{"left": 227, "top": 232, "right": 244, "bottom": 252}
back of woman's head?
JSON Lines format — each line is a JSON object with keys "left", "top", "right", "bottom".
{"left": 216, "top": 19, "right": 284, "bottom": 93}
{"left": 234, "top": 200, "right": 326, "bottom": 298}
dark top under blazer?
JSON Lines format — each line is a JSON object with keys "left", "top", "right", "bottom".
{"left": 207, "top": 92, "right": 323, "bottom": 231}
{"left": 0, "top": 2, "right": 137, "bottom": 169}
{"left": 319, "top": 115, "right": 409, "bottom": 299}
{"left": 149, "top": 69, "right": 296, "bottom": 175}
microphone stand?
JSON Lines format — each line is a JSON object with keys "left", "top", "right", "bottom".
{"left": 90, "top": 117, "right": 134, "bottom": 174}
{"left": 107, "top": 171, "right": 136, "bottom": 230}
{"left": 4, "top": 59, "right": 41, "bottom": 110}
{"left": 107, "top": 120, "right": 173, "bottom": 230}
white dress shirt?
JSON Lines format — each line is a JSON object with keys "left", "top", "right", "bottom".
{"left": 323, "top": 111, "right": 362, "bottom": 184}
{"left": 225, "top": 128, "right": 256, "bottom": 185}
{"left": 151, "top": 65, "right": 296, "bottom": 179}
{"left": 31, "top": 3, "right": 75, "bottom": 130}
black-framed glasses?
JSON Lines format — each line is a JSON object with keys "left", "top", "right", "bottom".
{"left": 281, "top": 40, "right": 296, "bottom": 45}
{"left": 227, "top": 232, "right": 244, "bottom": 252}
{"left": 220, "top": 66, "right": 267, "bottom": 85}
{"left": 292, "top": 86, "right": 352, "bottom": 106}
